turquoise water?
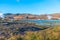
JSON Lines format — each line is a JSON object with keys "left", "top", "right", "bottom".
{"left": 20, "top": 19, "right": 60, "bottom": 23}
{"left": 19, "top": 20, "right": 60, "bottom": 26}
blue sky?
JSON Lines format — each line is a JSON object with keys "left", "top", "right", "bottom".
{"left": 0, "top": 0, "right": 60, "bottom": 14}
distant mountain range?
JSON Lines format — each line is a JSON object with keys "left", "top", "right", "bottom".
{"left": 1, "top": 13, "right": 60, "bottom": 20}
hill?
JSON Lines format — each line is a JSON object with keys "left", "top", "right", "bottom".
{"left": 7, "top": 25, "right": 60, "bottom": 40}
{"left": 50, "top": 13, "right": 60, "bottom": 17}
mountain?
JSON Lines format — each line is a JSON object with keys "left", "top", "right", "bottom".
{"left": 3, "top": 13, "right": 60, "bottom": 20}
{"left": 50, "top": 13, "right": 60, "bottom": 17}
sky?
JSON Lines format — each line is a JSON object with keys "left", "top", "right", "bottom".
{"left": 0, "top": 0, "right": 60, "bottom": 15}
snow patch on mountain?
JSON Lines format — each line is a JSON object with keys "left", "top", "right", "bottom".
{"left": 0, "top": 13, "right": 4, "bottom": 18}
